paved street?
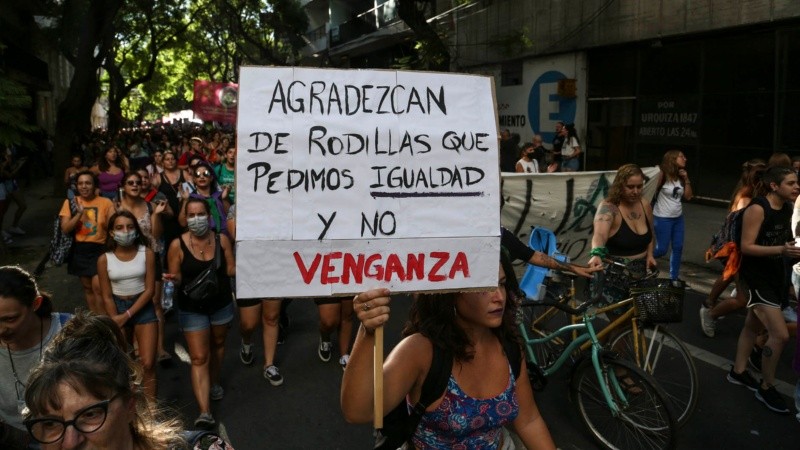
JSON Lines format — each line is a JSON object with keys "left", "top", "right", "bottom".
{"left": 2, "top": 177, "right": 799, "bottom": 448}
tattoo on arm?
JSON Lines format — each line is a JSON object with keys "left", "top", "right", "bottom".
{"left": 594, "top": 203, "right": 618, "bottom": 223}
{"left": 532, "top": 252, "right": 572, "bottom": 272}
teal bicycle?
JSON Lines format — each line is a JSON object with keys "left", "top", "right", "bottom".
{"left": 518, "top": 273, "right": 677, "bottom": 450}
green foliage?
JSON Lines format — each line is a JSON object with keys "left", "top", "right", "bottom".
{"left": 491, "top": 27, "right": 533, "bottom": 58}
{"left": 0, "top": 42, "right": 38, "bottom": 147}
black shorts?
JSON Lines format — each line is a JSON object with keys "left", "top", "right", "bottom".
{"left": 745, "top": 287, "right": 786, "bottom": 309}
{"left": 68, "top": 242, "right": 105, "bottom": 277}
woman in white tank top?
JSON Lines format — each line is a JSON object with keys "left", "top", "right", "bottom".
{"left": 96, "top": 210, "right": 158, "bottom": 399}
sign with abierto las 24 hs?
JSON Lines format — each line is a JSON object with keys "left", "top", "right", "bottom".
{"left": 235, "top": 67, "right": 501, "bottom": 298}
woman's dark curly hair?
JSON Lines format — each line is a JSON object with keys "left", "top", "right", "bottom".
{"left": 401, "top": 249, "right": 522, "bottom": 362}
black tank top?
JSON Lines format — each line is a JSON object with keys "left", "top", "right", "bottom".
{"left": 177, "top": 234, "right": 232, "bottom": 313}
{"left": 739, "top": 196, "right": 792, "bottom": 292}
{"left": 606, "top": 206, "right": 652, "bottom": 257}
{"left": 158, "top": 171, "right": 185, "bottom": 249}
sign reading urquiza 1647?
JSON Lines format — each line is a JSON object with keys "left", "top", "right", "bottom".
{"left": 235, "top": 67, "right": 500, "bottom": 298}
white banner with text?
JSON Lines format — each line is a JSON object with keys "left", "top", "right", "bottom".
{"left": 235, "top": 67, "right": 500, "bottom": 298}
{"left": 500, "top": 167, "right": 661, "bottom": 265}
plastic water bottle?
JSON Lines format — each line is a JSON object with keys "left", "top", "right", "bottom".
{"left": 162, "top": 280, "right": 174, "bottom": 310}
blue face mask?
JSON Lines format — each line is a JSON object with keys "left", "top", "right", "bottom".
{"left": 113, "top": 230, "right": 138, "bottom": 247}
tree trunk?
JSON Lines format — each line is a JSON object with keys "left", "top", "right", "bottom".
{"left": 51, "top": 0, "right": 122, "bottom": 195}
{"left": 397, "top": 0, "right": 450, "bottom": 72}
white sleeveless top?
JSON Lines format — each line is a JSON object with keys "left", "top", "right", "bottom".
{"left": 516, "top": 158, "right": 539, "bottom": 173}
{"left": 653, "top": 179, "right": 684, "bottom": 218}
{"left": 106, "top": 245, "right": 147, "bottom": 296}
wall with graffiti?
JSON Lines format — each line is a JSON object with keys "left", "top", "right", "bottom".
{"left": 500, "top": 167, "right": 661, "bottom": 264}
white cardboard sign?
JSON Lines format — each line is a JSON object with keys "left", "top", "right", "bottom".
{"left": 235, "top": 67, "right": 500, "bottom": 298}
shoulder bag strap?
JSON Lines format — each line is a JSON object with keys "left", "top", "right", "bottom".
{"left": 213, "top": 233, "right": 222, "bottom": 270}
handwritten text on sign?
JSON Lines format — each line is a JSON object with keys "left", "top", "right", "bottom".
{"left": 235, "top": 68, "right": 500, "bottom": 298}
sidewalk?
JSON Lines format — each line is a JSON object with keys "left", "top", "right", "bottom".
{"left": 0, "top": 178, "right": 85, "bottom": 312}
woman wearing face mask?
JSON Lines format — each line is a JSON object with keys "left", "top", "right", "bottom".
{"left": 166, "top": 198, "right": 235, "bottom": 429}
{"left": 96, "top": 211, "right": 158, "bottom": 399}
{"left": 178, "top": 161, "right": 230, "bottom": 237}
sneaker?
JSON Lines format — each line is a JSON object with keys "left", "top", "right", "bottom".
{"left": 210, "top": 384, "right": 224, "bottom": 401}
{"left": 699, "top": 307, "right": 716, "bottom": 338}
{"left": 318, "top": 338, "right": 332, "bottom": 362}
{"left": 748, "top": 346, "right": 762, "bottom": 373}
{"left": 194, "top": 412, "right": 215, "bottom": 429}
{"left": 263, "top": 365, "right": 284, "bottom": 386}
{"left": 7, "top": 226, "right": 25, "bottom": 235}
{"left": 339, "top": 354, "right": 350, "bottom": 371}
{"left": 240, "top": 342, "right": 254, "bottom": 365}
{"left": 727, "top": 368, "right": 759, "bottom": 392}
{"left": 755, "top": 384, "right": 790, "bottom": 414}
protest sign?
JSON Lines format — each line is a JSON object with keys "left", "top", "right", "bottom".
{"left": 500, "top": 167, "right": 661, "bottom": 265}
{"left": 235, "top": 67, "right": 500, "bottom": 298}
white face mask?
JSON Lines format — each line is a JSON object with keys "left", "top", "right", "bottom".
{"left": 113, "top": 230, "right": 138, "bottom": 247}
{"left": 187, "top": 215, "right": 210, "bottom": 236}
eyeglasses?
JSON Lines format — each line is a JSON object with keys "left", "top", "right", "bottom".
{"left": 125, "top": 180, "right": 141, "bottom": 186}
{"left": 195, "top": 170, "right": 211, "bottom": 178}
{"left": 24, "top": 394, "right": 119, "bottom": 444}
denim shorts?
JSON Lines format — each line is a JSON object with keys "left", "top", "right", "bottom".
{"left": 178, "top": 302, "right": 234, "bottom": 332}
{"left": 113, "top": 294, "right": 158, "bottom": 325}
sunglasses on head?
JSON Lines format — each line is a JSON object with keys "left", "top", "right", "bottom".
{"left": 195, "top": 170, "right": 211, "bottom": 178}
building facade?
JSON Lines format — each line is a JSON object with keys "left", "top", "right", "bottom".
{"left": 301, "top": 0, "right": 800, "bottom": 201}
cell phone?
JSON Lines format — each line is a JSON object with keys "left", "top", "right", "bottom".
{"left": 153, "top": 192, "right": 167, "bottom": 203}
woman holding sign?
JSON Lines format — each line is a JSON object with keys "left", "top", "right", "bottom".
{"left": 341, "top": 252, "right": 555, "bottom": 450}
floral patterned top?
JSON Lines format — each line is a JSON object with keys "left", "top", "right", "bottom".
{"left": 410, "top": 363, "right": 519, "bottom": 449}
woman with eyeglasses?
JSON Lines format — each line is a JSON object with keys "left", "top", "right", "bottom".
{"left": 652, "top": 149, "right": 693, "bottom": 281}
{"left": 22, "top": 311, "right": 186, "bottom": 449}
{"left": 178, "top": 162, "right": 231, "bottom": 237}
{"left": 0, "top": 266, "right": 71, "bottom": 448}
{"left": 166, "top": 197, "right": 235, "bottom": 429}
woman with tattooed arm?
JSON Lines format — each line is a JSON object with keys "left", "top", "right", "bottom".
{"left": 587, "top": 164, "right": 657, "bottom": 303}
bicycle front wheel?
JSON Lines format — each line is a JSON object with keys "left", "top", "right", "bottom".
{"left": 571, "top": 354, "right": 677, "bottom": 450}
{"left": 610, "top": 325, "right": 698, "bottom": 427}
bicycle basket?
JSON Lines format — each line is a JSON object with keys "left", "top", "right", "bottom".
{"left": 630, "top": 278, "right": 685, "bottom": 324}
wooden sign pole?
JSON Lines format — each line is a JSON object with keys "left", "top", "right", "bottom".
{"left": 373, "top": 325, "right": 384, "bottom": 429}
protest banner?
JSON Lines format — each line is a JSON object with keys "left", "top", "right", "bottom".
{"left": 500, "top": 167, "right": 661, "bottom": 265}
{"left": 235, "top": 67, "right": 501, "bottom": 298}
{"left": 193, "top": 80, "right": 239, "bottom": 124}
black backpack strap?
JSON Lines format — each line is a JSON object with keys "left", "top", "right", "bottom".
{"left": 501, "top": 335, "right": 523, "bottom": 381}
{"left": 407, "top": 343, "right": 452, "bottom": 431}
